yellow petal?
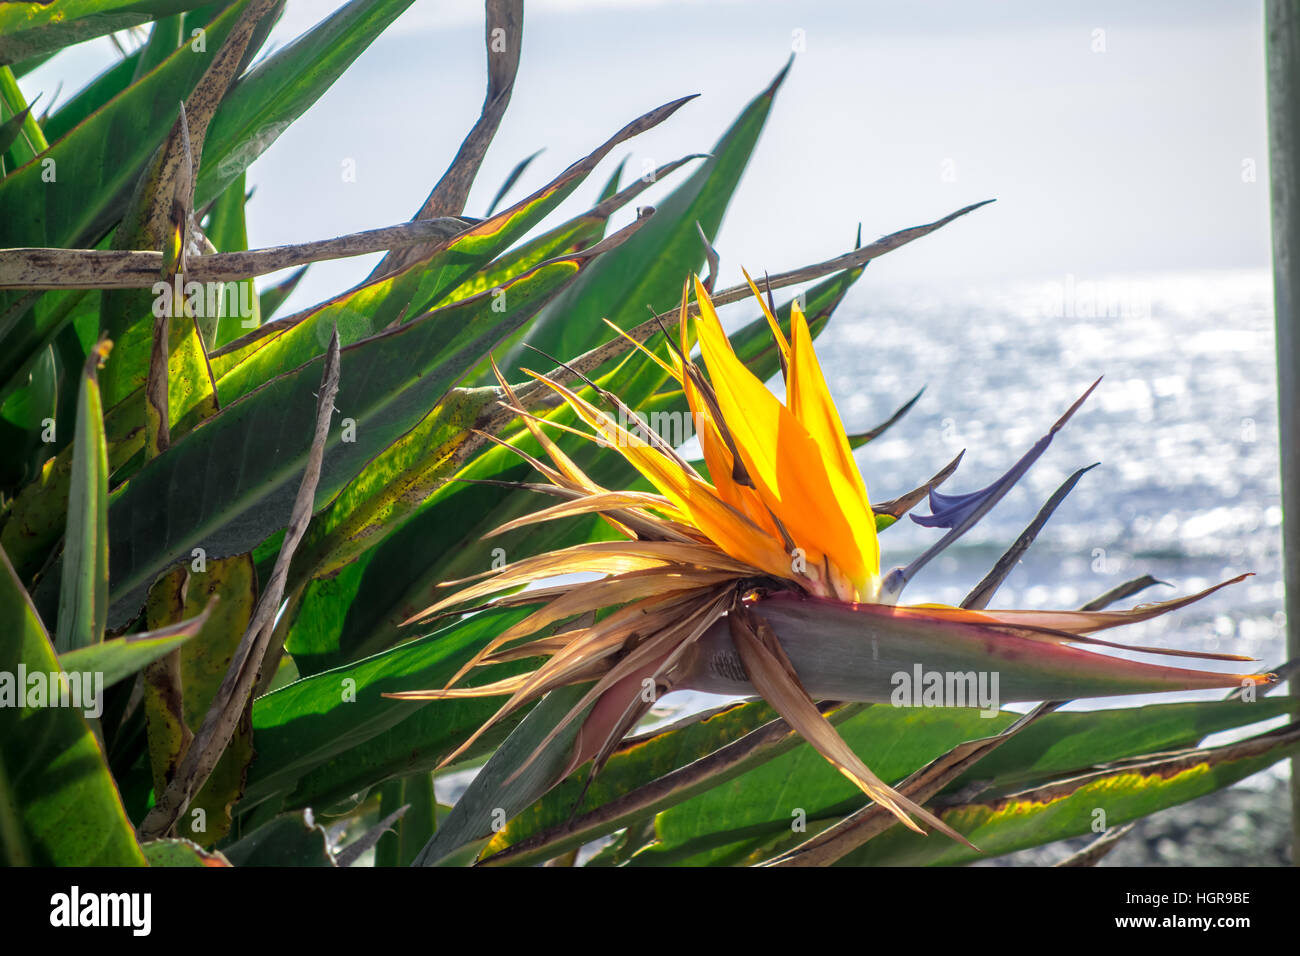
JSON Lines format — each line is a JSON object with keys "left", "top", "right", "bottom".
{"left": 692, "top": 276, "right": 875, "bottom": 595}
{"left": 523, "top": 369, "right": 796, "bottom": 582}
{"left": 786, "top": 299, "right": 880, "bottom": 578}
{"left": 741, "top": 266, "right": 790, "bottom": 365}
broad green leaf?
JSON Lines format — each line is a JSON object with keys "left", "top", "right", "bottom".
{"left": 281, "top": 454, "right": 540, "bottom": 673}
{"left": 460, "top": 152, "right": 706, "bottom": 386}
{"left": 37, "top": 2, "right": 266, "bottom": 145}
{"left": 132, "top": 13, "right": 187, "bottom": 84}
{"left": 0, "top": 345, "right": 55, "bottom": 489}
{"left": 101, "top": 0, "right": 278, "bottom": 428}
{"left": 54, "top": 345, "right": 110, "bottom": 653}
{"left": 0, "top": 547, "right": 146, "bottom": 866}
{"left": 0, "top": 65, "right": 48, "bottom": 168}
{"left": 939, "top": 697, "right": 1296, "bottom": 799}
{"left": 478, "top": 700, "right": 824, "bottom": 866}
{"left": 627, "top": 698, "right": 1293, "bottom": 866}
{"left": 447, "top": 204, "right": 606, "bottom": 311}
{"left": 0, "top": 320, "right": 125, "bottom": 584}
{"left": 40, "top": 54, "right": 142, "bottom": 145}
{"left": 266, "top": 675, "right": 531, "bottom": 816}
{"left": 0, "top": 285, "right": 94, "bottom": 414}
{"left": 0, "top": 0, "right": 215, "bottom": 65}
{"left": 837, "top": 720, "right": 1300, "bottom": 867}
{"left": 287, "top": 385, "right": 500, "bottom": 585}
{"left": 241, "top": 606, "right": 537, "bottom": 815}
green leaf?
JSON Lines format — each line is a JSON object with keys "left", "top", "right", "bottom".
{"left": 131, "top": 13, "right": 186, "bottom": 84}
{"left": 58, "top": 609, "right": 209, "bottom": 690}
{"left": 628, "top": 698, "right": 1293, "bottom": 866}
{"left": 939, "top": 697, "right": 1296, "bottom": 798}
{"left": 0, "top": 547, "right": 146, "bottom": 866}
{"left": 242, "top": 606, "right": 538, "bottom": 815}
{"left": 0, "top": 0, "right": 217, "bottom": 65}
{"left": 484, "top": 147, "right": 545, "bottom": 217}
{"left": 281, "top": 457, "right": 538, "bottom": 673}
{"left": 479, "top": 700, "right": 819, "bottom": 866}
{"left": 40, "top": 54, "right": 142, "bottom": 145}
{"left": 0, "top": 64, "right": 47, "bottom": 171}
{"left": 287, "top": 385, "right": 500, "bottom": 586}
{"left": 100, "top": 0, "right": 278, "bottom": 427}
{"left": 838, "top": 719, "right": 1300, "bottom": 867}
{"left": 0, "top": 343, "right": 56, "bottom": 489}
{"left": 38, "top": 1, "right": 261, "bottom": 146}
{"left": 54, "top": 345, "right": 109, "bottom": 653}
{"left": 460, "top": 152, "right": 707, "bottom": 386}
{"left": 0, "top": 102, "right": 32, "bottom": 166}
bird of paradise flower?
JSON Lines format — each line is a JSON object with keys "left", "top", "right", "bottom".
{"left": 387, "top": 274, "right": 1274, "bottom": 846}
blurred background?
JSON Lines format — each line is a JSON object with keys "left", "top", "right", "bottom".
{"left": 25, "top": 0, "right": 1288, "bottom": 862}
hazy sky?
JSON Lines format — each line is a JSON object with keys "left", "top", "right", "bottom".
{"left": 27, "top": 0, "right": 1272, "bottom": 311}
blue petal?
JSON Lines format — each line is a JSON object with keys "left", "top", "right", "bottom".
{"left": 910, "top": 482, "right": 1006, "bottom": 529}
{"left": 887, "top": 378, "right": 1101, "bottom": 600}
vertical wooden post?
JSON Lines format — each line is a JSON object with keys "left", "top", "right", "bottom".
{"left": 1265, "top": 0, "right": 1300, "bottom": 860}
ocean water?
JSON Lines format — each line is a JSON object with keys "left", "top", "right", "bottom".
{"left": 658, "top": 266, "right": 1289, "bottom": 721}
